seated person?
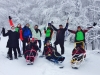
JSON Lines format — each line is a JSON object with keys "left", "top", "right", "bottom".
{"left": 44, "top": 41, "right": 65, "bottom": 63}
{"left": 24, "top": 38, "right": 40, "bottom": 62}
{"left": 72, "top": 45, "right": 86, "bottom": 62}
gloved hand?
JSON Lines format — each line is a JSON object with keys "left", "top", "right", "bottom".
{"left": 2, "top": 27, "right": 5, "bottom": 32}
{"left": 67, "top": 17, "right": 69, "bottom": 21}
{"left": 29, "top": 35, "right": 32, "bottom": 38}
{"left": 51, "top": 21, "right": 53, "bottom": 25}
{"left": 38, "top": 48, "right": 42, "bottom": 52}
{"left": 9, "top": 16, "right": 12, "bottom": 20}
{"left": 48, "top": 54, "right": 51, "bottom": 56}
{"left": 39, "top": 50, "right": 42, "bottom": 52}
{"left": 44, "top": 27, "right": 46, "bottom": 30}
{"left": 93, "top": 22, "right": 97, "bottom": 26}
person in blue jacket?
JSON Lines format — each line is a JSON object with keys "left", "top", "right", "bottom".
{"left": 22, "top": 23, "right": 32, "bottom": 54}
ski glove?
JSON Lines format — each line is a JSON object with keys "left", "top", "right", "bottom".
{"left": 48, "top": 54, "right": 51, "bottom": 56}
{"left": 2, "top": 28, "right": 5, "bottom": 32}
{"left": 9, "top": 16, "right": 12, "bottom": 20}
{"left": 93, "top": 22, "right": 97, "bottom": 26}
{"left": 44, "top": 27, "right": 46, "bottom": 30}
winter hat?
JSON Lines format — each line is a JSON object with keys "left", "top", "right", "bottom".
{"left": 11, "top": 26, "right": 15, "bottom": 29}
{"left": 77, "top": 26, "right": 81, "bottom": 28}
{"left": 11, "top": 26, "right": 15, "bottom": 32}
{"left": 46, "top": 40, "right": 52, "bottom": 45}
{"left": 76, "top": 43, "right": 82, "bottom": 48}
{"left": 45, "top": 40, "right": 51, "bottom": 44}
{"left": 48, "top": 23, "right": 51, "bottom": 26}
{"left": 46, "top": 40, "right": 50, "bottom": 43}
{"left": 59, "top": 24, "right": 63, "bottom": 27}
{"left": 30, "top": 38, "right": 34, "bottom": 41}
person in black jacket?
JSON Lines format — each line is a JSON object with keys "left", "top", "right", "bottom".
{"left": 2, "top": 26, "right": 19, "bottom": 60}
{"left": 44, "top": 41, "right": 65, "bottom": 63}
{"left": 51, "top": 20, "right": 69, "bottom": 55}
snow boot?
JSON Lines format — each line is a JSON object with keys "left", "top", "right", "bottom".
{"left": 18, "top": 54, "right": 22, "bottom": 57}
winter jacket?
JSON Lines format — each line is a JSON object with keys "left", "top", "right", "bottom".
{"left": 44, "top": 27, "right": 53, "bottom": 38}
{"left": 68, "top": 27, "right": 92, "bottom": 42}
{"left": 72, "top": 47, "right": 86, "bottom": 56}
{"left": 15, "top": 27, "right": 19, "bottom": 32}
{"left": 44, "top": 45, "right": 54, "bottom": 56}
{"left": 31, "top": 28, "right": 42, "bottom": 40}
{"left": 25, "top": 42, "right": 39, "bottom": 51}
{"left": 15, "top": 27, "right": 23, "bottom": 41}
{"left": 45, "top": 28, "right": 51, "bottom": 37}
{"left": 24, "top": 42, "right": 39, "bottom": 61}
{"left": 44, "top": 45, "right": 65, "bottom": 62}
{"left": 22, "top": 26, "right": 32, "bottom": 39}
{"left": 2, "top": 28, "right": 19, "bottom": 48}
{"left": 51, "top": 23, "right": 68, "bottom": 42}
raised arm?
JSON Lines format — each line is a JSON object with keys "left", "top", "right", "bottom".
{"left": 83, "top": 22, "right": 97, "bottom": 33}
{"left": 2, "top": 28, "right": 9, "bottom": 36}
{"left": 8, "top": 16, "right": 14, "bottom": 27}
{"left": 64, "top": 20, "right": 69, "bottom": 31}
{"left": 68, "top": 29, "right": 76, "bottom": 34}
{"left": 51, "top": 25, "right": 58, "bottom": 31}
{"left": 83, "top": 27, "right": 92, "bottom": 33}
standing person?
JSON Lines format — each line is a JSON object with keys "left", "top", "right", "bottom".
{"left": 31, "top": 25, "right": 42, "bottom": 51}
{"left": 15, "top": 23, "right": 23, "bottom": 57}
{"left": 51, "top": 20, "right": 69, "bottom": 55}
{"left": 22, "top": 23, "right": 32, "bottom": 54}
{"left": 41, "top": 23, "right": 53, "bottom": 56}
{"left": 68, "top": 22, "right": 97, "bottom": 49}
{"left": 0, "top": 31, "right": 2, "bottom": 40}
{"left": 2, "top": 26, "right": 19, "bottom": 60}
{"left": 44, "top": 23, "right": 53, "bottom": 44}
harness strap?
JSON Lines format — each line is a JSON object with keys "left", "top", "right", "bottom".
{"left": 25, "top": 49, "right": 37, "bottom": 62}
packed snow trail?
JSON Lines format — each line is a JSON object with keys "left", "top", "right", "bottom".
{"left": 0, "top": 35, "right": 100, "bottom": 75}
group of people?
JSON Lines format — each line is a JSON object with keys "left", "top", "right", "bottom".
{"left": 1, "top": 16, "right": 97, "bottom": 64}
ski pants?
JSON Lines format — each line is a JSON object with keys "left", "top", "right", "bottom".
{"left": 37, "top": 40, "right": 41, "bottom": 49}
{"left": 16, "top": 47, "right": 21, "bottom": 55}
{"left": 44, "top": 37, "right": 51, "bottom": 45}
{"left": 23, "top": 38, "right": 29, "bottom": 54}
{"left": 54, "top": 41, "right": 64, "bottom": 55}
{"left": 46, "top": 52, "right": 65, "bottom": 62}
{"left": 7, "top": 47, "right": 17, "bottom": 58}
{"left": 19, "top": 39, "right": 23, "bottom": 54}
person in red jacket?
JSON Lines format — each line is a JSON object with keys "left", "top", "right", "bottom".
{"left": 16, "top": 24, "right": 23, "bottom": 41}
{"left": 15, "top": 23, "right": 23, "bottom": 57}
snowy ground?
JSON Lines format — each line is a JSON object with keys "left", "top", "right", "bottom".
{"left": 0, "top": 35, "right": 100, "bottom": 75}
